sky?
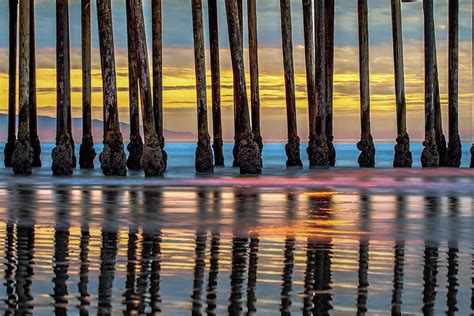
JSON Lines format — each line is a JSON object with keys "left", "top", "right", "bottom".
{"left": 0, "top": 0, "right": 472, "bottom": 141}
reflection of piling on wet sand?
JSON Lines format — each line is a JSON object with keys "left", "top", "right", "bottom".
{"left": 3, "top": 0, "right": 470, "bottom": 174}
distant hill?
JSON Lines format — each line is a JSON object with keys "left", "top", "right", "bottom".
{"left": 0, "top": 114, "right": 195, "bottom": 142}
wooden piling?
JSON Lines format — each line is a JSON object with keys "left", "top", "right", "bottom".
{"left": 280, "top": 0, "right": 302, "bottom": 167}
{"left": 208, "top": 0, "right": 225, "bottom": 167}
{"left": 152, "top": 0, "right": 168, "bottom": 170}
{"left": 312, "top": 0, "right": 330, "bottom": 167}
{"left": 325, "top": 0, "right": 336, "bottom": 166}
{"left": 191, "top": 0, "right": 214, "bottom": 173}
{"left": 357, "top": 0, "right": 375, "bottom": 168}
{"left": 232, "top": 0, "right": 244, "bottom": 167}
{"left": 432, "top": 33, "right": 447, "bottom": 166}
{"left": 29, "top": 0, "right": 41, "bottom": 168}
{"left": 12, "top": 0, "right": 34, "bottom": 175}
{"left": 5, "top": 0, "right": 18, "bottom": 168}
{"left": 79, "top": 0, "right": 96, "bottom": 169}
{"left": 125, "top": 0, "right": 143, "bottom": 170}
{"left": 248, "top": 0, "right": 263, "bottom": 156}
{"left": 97, "top": 0, "right": 127, "bottom": 176}
{"left": 446, "top": 0, "right": 462, "bottom": 167}
{"left": 225, "top": 0, "right": 262, "bottom": 174}
{"left": 52, "top": 0, "right": 74, "bottom": 176}
{"left": 391, "top": 0, "right": 412, "bottom": 168}
{"left": 130, "top": 0, "right": 165, "bottom": 177}
{"left": 302, "top": 0, "right": 317, "bottom": 165}
{"left": 421, "top": 0, "right": 440, "bottom": 167}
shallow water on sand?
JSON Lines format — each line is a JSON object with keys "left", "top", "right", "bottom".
{"left": 0, "top": 143, "right": 472, "bottom": 314}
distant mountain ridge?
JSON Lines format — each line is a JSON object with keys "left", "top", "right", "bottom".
{"left": 0, "top": 114, "right": 195, "bottom": 142}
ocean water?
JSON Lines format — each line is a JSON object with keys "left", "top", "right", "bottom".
{"left": 0, "top": 143, "right": 472, "bottom": 314}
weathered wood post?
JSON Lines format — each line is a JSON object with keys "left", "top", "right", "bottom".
{"left": 232, "top": 0, "right": 244, "bottom": 167}
{"left": 125, "top": 0, "right": 143, "bottom": 170}
{"left": 325, "top": 0, "right": 336, "bottom": 166}
{"left": 79, "top": 0, "right": 96, "bottom": 169}
{"left": 421, "top": 0, "right": 440, "bottom": 167}
{"left": 248, "top": 0, "right": 263, "bottom": 156}
{"left": 446, "top": 0, "right": 462, "bottom": 167}
{"left": 97, "top": 0, "right": 127, "bottom": 176}
{"left": 357, "top": 0, "right": 375, "bottom": 168}
{"left": 225, "top": 0, "right": 262, "bottom": 174}
{"left": 12, "top": 0, "right": 34, "bottom": 175}
{"left": 52, "top": 0, "right": 74, "bottom": 176}
{"left": 29, "top": 0, "right": 41, "bottom": 167}
{"left": 5, "top": 0, "right": 18, "bottom": 168}
{"left": 391, "top": 0, "right": 412, "bottom": 167}
{"left": 280, "top": 0, "right": 302, "bottom": 167}
{"left": 312, "top": 0, "right": 330, "bottom": 167}
{"left": 130, "top": 0, "right": 165, "bottom": 177}
{"left": 191, "top": 0, "right": 214, "bottom": 173}
{"left": 302, "top": 0, "right": 317, "bottom": 165}
{"left": 433, "top": 36, "right": 447, "bottom": 166}
{"left": 152, "top": 0, "right": 168, "bottom": 170}
{"left": 208, "top": 0, "right": 225, "bottom": 166}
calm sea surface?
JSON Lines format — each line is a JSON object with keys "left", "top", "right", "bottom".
{"left": 0, "top": 143, "right": 472, "bottom": 315}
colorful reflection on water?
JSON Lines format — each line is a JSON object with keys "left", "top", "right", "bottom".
{"left": 0, "top": 183, "right": 472, "bottom": 314}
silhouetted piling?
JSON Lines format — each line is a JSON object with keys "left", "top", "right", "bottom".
{"left": 231, "top": 0, "right": 245, "bottom": 168}
{"left": 357, "top": 0, "right": 375, "bottom": 168}
{"left": 29, "top": 0, "right": 41, "bottom": 167}
{"left": 125, "top": 0, "right": 143, "bottom": 171}
{"left": 280, "top": 0, "right": 302, "bottom": 167}
{"left": 152, "top": 0, "right": 168, "bottom": 170}
{"left": 391, "top": 0, "right": 412, "bottom": 168}
{"left": 5, "top": 0, "right": 18, "bottom": 168}
{"left": 192, "top": 0, "right": 214, "bottom": 173}
{"left": 52, "top": 0, "right": 74, "bottom": 176}
{"left": 79, "top": 0, "right": 96, "bottom": 169}
{"left": 302, "top": 0, "right": 317, "bottom": 166}
{"left": 325, "top": 0, "right": 336, "bottom": 166}
{"left": 130, "top": 0, "right": 165, "bottom": 177}
{"left": 12, "top": 0, "right": 34, "bottom": 175}
{"left": 312, "top": 0, "right": 330, "bottom": 167}
{"left": 446, "top": 0, "right": 462, "bottom": 167}
{"left": 206, "top": 232, "right": 220, "bottom": 315}
{"left": 280, "top": 236, "right": 295, "bottom": 315}
{"left": 421, "top": 0, "right": 440, "bottom": 167}
{"left": 248, "top": 0, "right": 263, "bottom": 156}
{"left": 433, "top": 31, "right": 447, "bottom": 166}
{"left": 97, "top": 0, "right": 127, "bottom": 176}
{"left": 208, "top": 0, "right": 225, "bottom": 166}
{"left": 225, "top": 0, "right": 262, "bottom": 174}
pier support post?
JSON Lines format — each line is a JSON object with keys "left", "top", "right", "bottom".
{"left": 97, "top": 0, "right": 127, "bottom": 176}
{"left": 391, "top": 0, "right": 412, "bottom": 168}
{"left": 130, "top": 0, "right": 165, "bottom": 177}
{"left": 5, "top": 0, "right": 18, "bottom": 168}
{"left": 357, "top": 0, "right": 375, "bottom": 168}
{"left": 125, "top": 0, "right": 143, "bottom": 170}
{"left": 52, "top": 0, "right": 74, "bottom": 176}
{"left": 446, "top": 0, "right": 462, "bottom": 167}
{"left": 232, "top": 0, "right": 244, "bottom": 167}
{"left": 433, "top": 39, "right": 447, "bottom": 166}
{"left": 248, "top": 0, "right": 263, "bottom": 157}
{"left": 152, "top": 0, "right": 168, "bottom": 170}
{"left": 12, "top": 0, "right": 34, "bottom": 175}
{"left": 225, "top": 0, "right": 262, "bottom": 174}
{"left": 325, "top": 0, "right": 336, "bottom": 166}
{"left": 192, "top": 0, "right": 214, "bottom": 173}
{"left": 312, "top": 0, "right": 330, "bottom": 167}
{"left": 421, "top": 0, "right": 440, "bottom": 167}
{"left": 29, "top": 0, "right": 41, "bottom": 167}
{"left": 280, "top": 0, "right": 302, "bottom": 167}
{"left": 79, "top": 0, "right": 96, "bottom": 169}
{"left": 302, "top": 0, "right": 317, "bottom": 166}
{"left": 208, "top": 0, "right": 225, "bottom": 166}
